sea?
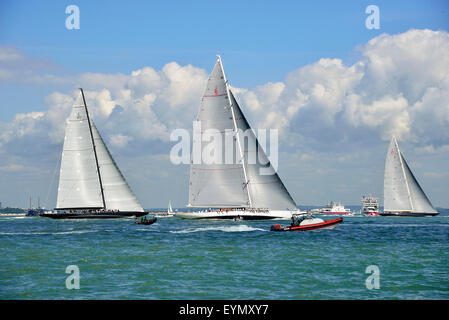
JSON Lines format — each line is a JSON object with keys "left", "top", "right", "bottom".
{"left": 1, "top": 210, "right": 448, "bottom": 300}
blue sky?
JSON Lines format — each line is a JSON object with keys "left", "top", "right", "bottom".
{"left": 1, "top": 0, "right": 447, "bottom": 119}
{"left": 1, "top": 0, "right": 449, "bottom": 209}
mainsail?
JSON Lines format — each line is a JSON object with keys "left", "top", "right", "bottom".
{"left": 56, "top": 89, "right": 144, "bottom": 212}
{"left": 56, "top": 92, "right": 104, "bottom": 210}
{"left": 188, "top": 58, "right": 248, "bottom": 207}
{"left": 383, "top": 136, "right": 437, "bottom": 214}
{"left": 188, "top": 56, "right": 297, "bottom": 210}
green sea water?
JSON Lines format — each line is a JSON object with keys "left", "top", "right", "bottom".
{"left": 1, "top": 214, "right": 448, "bottom": 299}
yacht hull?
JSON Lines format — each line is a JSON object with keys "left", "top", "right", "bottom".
{"left": 380, "top": 212, "right": 438, "bottom": 217}
{"left": 153, "top": 213, "right": 175, "bottom": 218}
{"left": 175, "top": 210, "right": 295, "bottom": 220}
{"left": 39, "top": 211, "right": 147, "bottom": 219}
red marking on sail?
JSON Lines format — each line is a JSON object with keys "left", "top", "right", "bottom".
{"left": 214, "top": 86, "right": 218, "bottom": 96}
{"left": 390, "top": 149, "right": 395, "bottom": 155}
{"left": 203, "top": 93, "right": 226, "bottom": 97}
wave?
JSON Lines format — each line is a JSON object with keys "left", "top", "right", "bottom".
{"left": 354, "top": 223, "right": 449, "bottom": 227}
{"left": 0, "top": 230, "right": 97, "bottom": 236}
{"left": 52, "top": 230, "right": 97, "bottom": 235}
{"left": 0, "top": 216, "right": 27, "bottom": 220}
{"left": 170, "top": 225, "right": 267, "bottom": 234}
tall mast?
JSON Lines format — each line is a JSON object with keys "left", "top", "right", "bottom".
{"left": 394, "top": 136, "right": 414, "bottom": 211}
{"left": 217, "top": 55, "right": 253, "bottom": 208}
{"left": 80, "top": 88, "right": 106, "bottom": 210}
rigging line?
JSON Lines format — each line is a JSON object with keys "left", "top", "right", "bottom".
{"left": 217, "top": 55, "right": 252, "bottom": 208}
{"left": 395, "top": 138, "right": 414, "bottom": 211}
{"left": 80, "top": 88, "right": 106, "bottom": 210}
{"left": 44, "top": 150, "right": 62, "bottom": 210}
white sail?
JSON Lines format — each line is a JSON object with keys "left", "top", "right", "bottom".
{"left": 188, "top": 56, "right": 297, "bottom": 210}
{"left": 384, "top": 136, "right": 437, "bottom": 214}
{"left": 401, "top": 153, "right": 437, "bottom": 213}
{"left": 229, "top": 91, "right": 297, "bottom": 210}
{"left": 188, "top": 58, "right": 249, "bottom": 207}
{"left": 56, "top": 92, "right": 104, "bottom": 209}
{"left": 91, "top": 123, "right": 144, "bottom": 212}
{"left": 56, "top": 89, "right": 144, "bottom": 212}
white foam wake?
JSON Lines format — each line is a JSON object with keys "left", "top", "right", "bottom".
{"left": 170, "top": 225, "right": 267, "bottom": 234}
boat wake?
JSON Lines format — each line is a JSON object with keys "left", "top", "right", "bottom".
{"left": 170, "top": 225, "right": 267, "bottom": 234}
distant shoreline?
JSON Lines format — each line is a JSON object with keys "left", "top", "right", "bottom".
{"left": 0, "top": 208, "right": 26, "bottom": 214}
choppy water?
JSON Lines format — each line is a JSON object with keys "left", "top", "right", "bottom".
{"left": 1, "top": 214, "right": 448, "bottom": 299}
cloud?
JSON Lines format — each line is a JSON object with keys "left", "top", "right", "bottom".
{"left": 0, "top": 45, "right": 61, "bottom": 84}
{"left": 0, "top": 164, "right": 27, "bottom": 172}
{"left": 109, "top": 134, "right": 133, "bottom": 148}
{"left": 1, "top": 29, "right": 449, "bottom": 207}
{"left": 228, "top": 29, "right": 449, "bottom": 152}
{"left": 3, "top": 29, "right": 448, "bottom": 155}
{"left": 415, "top": 144, "right": 449, "bottom": 154}
{"left": 0, "top": 59, "right": 208, "bottom": 159}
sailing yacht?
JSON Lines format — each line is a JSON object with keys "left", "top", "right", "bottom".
{"left": 40, "top": 89, "right": 147, "bottom": 219}
{"left": 175, "top": 56, "right": 302, "bottom": 220}
{"left": 381, "top": 136, "right": 438, "bottom": 216}
{"left": 154, "top": 201, "right": 175, "bottom": 218}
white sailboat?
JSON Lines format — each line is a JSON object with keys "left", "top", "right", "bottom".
{"left": 175, "top": 56, "right": 303, "bottom": 220}
{"left": 381, "top": 136, "right": 438, "bottom": 216}
{"left": 40, "top": 89, "right": 147, "bottom": 219}
{"left": 154, "top": 201, "right": 175, "bottom": 218}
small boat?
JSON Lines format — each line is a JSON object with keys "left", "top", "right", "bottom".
{"left": 26, "top": 197, "right": 44, "bottom": 216}
{"left": 362, "top": 195, "right": 379, "bottom": 216}
{"left": 135, "top": 217, "right": 157, "bottom": 225}
{"left": 270, "top": 215, "right": 343, "bottom": 232}
{"left": 318, "top": 201, "right": 351, "bottom": 215}
{"left": 26, "top": 208, "right": 44, "bottom": 217}
{"left": 154, "top": 201, "right": 175, "bottom": 218}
